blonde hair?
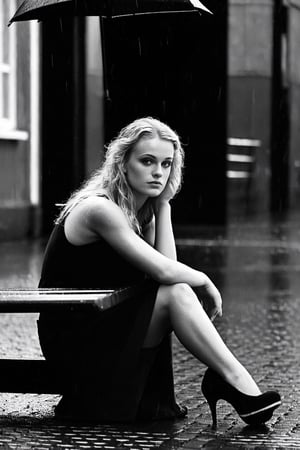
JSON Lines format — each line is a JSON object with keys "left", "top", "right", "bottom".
{"left": 55, "top": 117, "right": 185, "bottom": 233}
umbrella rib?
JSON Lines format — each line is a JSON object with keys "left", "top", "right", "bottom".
{"left": 110, "top": 10, "right": 202, "bottom": 19}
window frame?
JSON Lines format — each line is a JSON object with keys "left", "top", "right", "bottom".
{"left": 0, "top": 0, "right": 17, "bottom": 130}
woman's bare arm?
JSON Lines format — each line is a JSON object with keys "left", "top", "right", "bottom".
{"left": 83, "top": 198, "right": 210, "bottom": 285}
{"left": 65, "top": 197, "right": 222, "bottom": 319}
{"left": 153, "top": 201, "right": 177, "bottom": 260}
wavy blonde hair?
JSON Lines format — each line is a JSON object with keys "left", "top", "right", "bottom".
{"left": 55, "top": 117, "right": 185, "bottom": 233}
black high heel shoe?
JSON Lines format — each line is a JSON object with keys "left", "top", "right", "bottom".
{"left": 201, "top": 368, "right": 281, "bottom": 429}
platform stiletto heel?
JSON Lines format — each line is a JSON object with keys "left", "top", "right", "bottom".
{"left": 206, "top": 397, "right": 217, "bottom": 429}
{"left": 201, "top": 368, "right": 281, "bottom": 429}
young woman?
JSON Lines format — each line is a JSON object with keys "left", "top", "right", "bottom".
{"left": 38, "top": 117, "right": 281, "bottom": 427}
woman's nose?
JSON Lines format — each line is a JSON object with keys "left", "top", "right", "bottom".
{"left": 153, "top": 165, "right": 163, "bottom": 177}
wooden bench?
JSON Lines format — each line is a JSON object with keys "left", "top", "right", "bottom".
{"left": 0, "top": 288, "right": 132, "bottom": 395}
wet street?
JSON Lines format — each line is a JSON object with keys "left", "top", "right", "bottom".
{"left": 0, "top": 213, "right": 300, "bottom": 448}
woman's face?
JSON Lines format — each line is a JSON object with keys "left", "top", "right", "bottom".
{"left": 125, "top": 136, "right": 174, "bottom": 204}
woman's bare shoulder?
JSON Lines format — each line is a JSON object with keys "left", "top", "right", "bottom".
{"left": 64, "top": 195, "right": 127, "bottom": 245}
{"left": 83, "top": 195, "right": 128, "bottom": 231}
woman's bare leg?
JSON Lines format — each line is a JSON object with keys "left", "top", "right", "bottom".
{"left": 143, "top": 283, "right": 261, "bottom": 396}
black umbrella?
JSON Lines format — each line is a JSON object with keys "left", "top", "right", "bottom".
{"left": 9, "top": 0, "right": 212, "bottom": 24}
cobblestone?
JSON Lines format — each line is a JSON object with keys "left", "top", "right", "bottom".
{"left": 0, "top": 216, "right": 300, "bottom": 448}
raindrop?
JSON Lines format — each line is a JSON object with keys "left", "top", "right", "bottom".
{"left": 218, "top": 86, "right": 222, "bottom": 101}
{"left": 138, "top": 37, "right": 142, "bottom": 56}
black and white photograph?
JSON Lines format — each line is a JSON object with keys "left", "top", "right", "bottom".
{"left": 0, "top": 0, "right": 299, "bottom": 448}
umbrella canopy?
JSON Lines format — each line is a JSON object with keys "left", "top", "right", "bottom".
{"left": 9, "top": 0, "right": 212, "bottom": 24}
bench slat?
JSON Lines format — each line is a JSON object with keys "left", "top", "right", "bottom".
{"left": 0, "top": 287, "right": 133, "bottom": 312}
{"left": 0, "top": 286, "right": 149, "bottom": 395}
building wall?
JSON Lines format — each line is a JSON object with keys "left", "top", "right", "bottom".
{"left": 227, "top": 0, "right": 273, "bottom": 220}
{"left": 0, "top": 6, "right": 41, "bottom": 241}
{"left": 0, "top": 20, "right": 33, "bottom": 240}
{"left": 228, "top": 0, "right": 300, "bottom": 217}
{"left": 289, "top": 1, "right": 300, "bottom": 208}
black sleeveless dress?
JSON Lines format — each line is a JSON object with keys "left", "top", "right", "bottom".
{"left": 38, "top": 218, "right": 187, "bottom": 422}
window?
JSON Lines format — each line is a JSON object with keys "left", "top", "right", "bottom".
{"left": 0, "top": 0, "right": 16, "bottom": 130}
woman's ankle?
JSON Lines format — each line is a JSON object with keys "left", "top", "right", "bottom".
{"left": 223, "top": 369, "right": 261, "bottom": 396}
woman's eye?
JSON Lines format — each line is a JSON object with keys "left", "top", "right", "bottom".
{"left": 162, "top": 161, "right": 172, "bottom": 168}
{"left": 141, "top": 159, "right": 152, "bottom": 166}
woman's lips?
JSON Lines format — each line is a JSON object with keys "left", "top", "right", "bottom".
{"left": 148, "top": 181, "right": 162, "bottom": 186}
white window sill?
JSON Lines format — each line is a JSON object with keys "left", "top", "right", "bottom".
{"left": 0, "top": 129, "right": 29, "bottom": 141}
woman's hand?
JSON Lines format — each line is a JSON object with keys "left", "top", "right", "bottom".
{"left": 154, "top": 178, "right": 177, "bottom": 210}
{"left": 193, "top": 275, "right": 223, "bottom": 322}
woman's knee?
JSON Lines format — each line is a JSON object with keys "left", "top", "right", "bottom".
{"left": 157, "top": 283, "right": 198, "bottom": 312}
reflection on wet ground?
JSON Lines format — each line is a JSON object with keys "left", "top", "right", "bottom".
{"left": 0, "top": 213, "right": 300, "bottom": 448}
{"left": 0, "top": 238, "right": 46, "bottom": 289}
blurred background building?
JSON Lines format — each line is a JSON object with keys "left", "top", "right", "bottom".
{"left": 0, "top": 0, "right": 40, "bottom": 239}
{"left": 0, "top": 0, "right": 299, "bottom": 240}
{"left": 227, "top": 0, "right": 300, "bottom": 221}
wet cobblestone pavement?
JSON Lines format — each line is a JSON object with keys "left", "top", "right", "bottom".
{"left": 0, "top": 214, "right": 300, "bottom": 448}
